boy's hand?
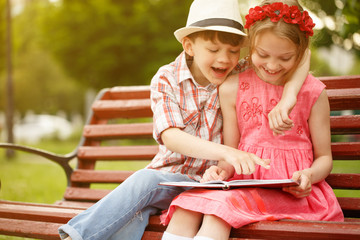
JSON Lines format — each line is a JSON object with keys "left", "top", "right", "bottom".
{"left": 268, "top": 95, "right": 296, "bottom": 136}
{"left": 226, "top": 150, "right": 271, "bottom": 176}
{"left": 200, "top": 166, "right": 230, "bottom": 183}
{"left": 283, "top": 169, "right": 312, "bottom": 198}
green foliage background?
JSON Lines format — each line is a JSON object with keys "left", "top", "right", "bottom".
{"left": 0, "top": 0, "right": 359, "bottom": 117}
{"left": 39, "top": 0, "right": 192, "bottom": 89}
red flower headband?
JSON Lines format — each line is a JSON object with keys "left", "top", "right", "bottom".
{"left": 244, "top": 2, "right": 315, "bottom": 37}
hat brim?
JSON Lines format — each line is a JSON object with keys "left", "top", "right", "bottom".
{"left": 174, "top": 26, "right": 247, "bottom": 42}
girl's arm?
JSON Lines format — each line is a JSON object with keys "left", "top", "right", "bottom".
{"left": 283, "top": 90, "right": 332, "bottom": 198}
{"left": 269, "top": 49, "right": 311, "bottom": 135}
{"left": 306, "top": 89, "right": 333, "bottom": 182}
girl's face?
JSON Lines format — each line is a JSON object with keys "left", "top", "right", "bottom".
{"left": 184, "top": 36, "right": 241, "bottom": 86}
{"left": 251, "top": 30, "right": 297, "bottom": 85}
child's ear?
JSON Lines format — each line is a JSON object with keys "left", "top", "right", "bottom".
{"left": 182, "top": 37, "right": 194, "bottom": 57}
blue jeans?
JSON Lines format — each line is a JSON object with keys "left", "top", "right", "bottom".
{"left": 58, "top": 169, "right": 194, "bottom": 240}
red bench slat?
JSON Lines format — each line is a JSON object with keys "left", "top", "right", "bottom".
{"left": 83, "top": 123, "right": 153, "bottom": 139}
{"left": 77, "top": 145, "right": 158, "bottom": 160}
{"left": 327, "top": 88, "right": 360, "bottom": 110}
{"left": 319, "top": 75, "right": 360, "bottom": 89}
{"left": 71, "top": 169, "right": 133, "bottom": 183}
{"left": 0, "top": 218, "right": 62, "bottom": 240}
{"left": 92, "top": 99, "right": 152, "bottom": 119}
{"left": 0, "top": 202, "right": 81, "bottom": 223}
{"left": 326, "top": 173, "right": 360, "bottom": 189}
{"left": 331, "top": 142, "right": 360, "bottom": 160}
{"left": 64, "top": 187, "right": 110, "bottom": 202}
{"left": 108, "top": 86, "right": 151, "bottom": 100}
{"left": 330, "top": 115, "right": 360, "bottom": 134}
{"left": 145, "top": 215, "right": 360, "bottom": 240}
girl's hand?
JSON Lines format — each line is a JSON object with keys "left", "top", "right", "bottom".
{"left": 268, "top": 95, "right": 295, "bottom": 136}
{"left": 283, "top": 169, "right": 313, "bottom": 198}
{"left": 200, "top": 166, "right": 231, "bottom": 183}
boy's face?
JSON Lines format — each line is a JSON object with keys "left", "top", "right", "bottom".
{"left": 183, "top": 36, "right": 241, "bottom": 86}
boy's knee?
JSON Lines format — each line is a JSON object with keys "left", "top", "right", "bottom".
{"left": 129, "top": 169, "right": 161, "bottom": 186}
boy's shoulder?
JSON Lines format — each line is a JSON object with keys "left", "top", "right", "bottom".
{"left": 151, "top": 51, "right": 191, "bottom": 86}
{"left": 155, "top": 55, "right": 180, "bottom": 76}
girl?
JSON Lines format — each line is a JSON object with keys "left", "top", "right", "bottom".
{"left": 160, "top": 1, "right": 344, "bottom": 240}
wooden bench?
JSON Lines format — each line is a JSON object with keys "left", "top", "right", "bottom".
{"left": 0, "top": 75, "right": 359, "bottom": 240}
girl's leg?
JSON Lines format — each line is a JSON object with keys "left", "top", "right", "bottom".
{"left": 196, "top": 214, "right": 231, "bottom": 240}
{"left": 165, "top": 207, "right": 203, "bottom": 238}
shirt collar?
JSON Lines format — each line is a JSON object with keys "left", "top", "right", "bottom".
{"left": 175, "top": 51, "right": 194, "bottom": 85}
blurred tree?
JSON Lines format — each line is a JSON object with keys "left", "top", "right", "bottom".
{"left": 4, "top": 0, "right": 15, "bottom": 158}
{"left": 40, "top": 0, "right": 192, "bottom": 89}
{"left": 0, "top": 0, "right": 5, "bottom": 68}
{"left": 7, "top": 0, "right": 83, "bottom": 116}
{"left": 302, "top": 0, "right": 360, "bottom": 55}
{"left": 0, "top": 0, "right": 7, "bottom": 111}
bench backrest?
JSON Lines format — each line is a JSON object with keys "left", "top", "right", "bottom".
{"left": 62, "top": 75, "right": 360, "bottom": 218}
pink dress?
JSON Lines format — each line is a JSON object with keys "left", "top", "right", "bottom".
{"left": 160, "top": 69, "right": 344, "bottom": 228}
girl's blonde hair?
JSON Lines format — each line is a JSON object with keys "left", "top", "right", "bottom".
{"left": 248, "top": 0, "right": 310, "bottom": 79}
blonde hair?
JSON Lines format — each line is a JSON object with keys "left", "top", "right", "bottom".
{"left": 248, "top": 0, "right": 310, "bottom": 78}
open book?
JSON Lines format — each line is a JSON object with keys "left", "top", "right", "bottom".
{"left": 159, "top": 179, "right": 299, "bottom": 190}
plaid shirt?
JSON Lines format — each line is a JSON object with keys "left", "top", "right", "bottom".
{"left": 147, "top": 51, "right": 221, "bottom": 181}
{"left": 147, "top": 51, "right": 248, "bottom": 181}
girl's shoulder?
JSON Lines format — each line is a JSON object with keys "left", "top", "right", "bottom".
{"left": 223, "top": 68, "right": 255, "bottom": 89}
{"left": 298, "top": 74, "right": 327, "bottom": 108}
{"left": 220, "top": 73, "right": 241, "bottom": 97}
{"left": 237, "top": 68, "right": 255, "bottom": 76}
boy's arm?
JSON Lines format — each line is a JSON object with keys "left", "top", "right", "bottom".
{"left": 161, "top": 127, "right": 234, "bottom": 163}
{"left": 269, "top": 49, "right": 311, "bottom": 135}
{"left": 161, "top": 127, "right": 270, "bottom": 176}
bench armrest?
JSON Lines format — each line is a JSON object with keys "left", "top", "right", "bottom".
{"left": 0, "top": 143, "right": 75, "bottom": 186}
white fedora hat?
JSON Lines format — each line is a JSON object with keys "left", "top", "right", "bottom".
{"left": 174, "top": 0, "right": 246, "bottom": 42}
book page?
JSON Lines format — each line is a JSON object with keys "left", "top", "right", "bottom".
{"left": 159, "top": 179, "right": 298, "bottom": 190}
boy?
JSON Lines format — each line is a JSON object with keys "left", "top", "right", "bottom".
{"left": 59, "top": 0, "right": 307, "bottom": 239}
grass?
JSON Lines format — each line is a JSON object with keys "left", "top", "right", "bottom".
{"left": 0, "top": 139, "right": 76, "bottom": 204}
{"left": 0, "top": 138, "right": 150, "bottom": 203}
{"left": 0, "top": 138, "right": 359, "bottom": 239}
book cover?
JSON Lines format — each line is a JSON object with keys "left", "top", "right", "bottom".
{"left": 159, "top": 179, "right": 299, "bottom": 190}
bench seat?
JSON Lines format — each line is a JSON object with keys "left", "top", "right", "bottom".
{"left": 0, "top": 75, "right": 359, "bottom": 239}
